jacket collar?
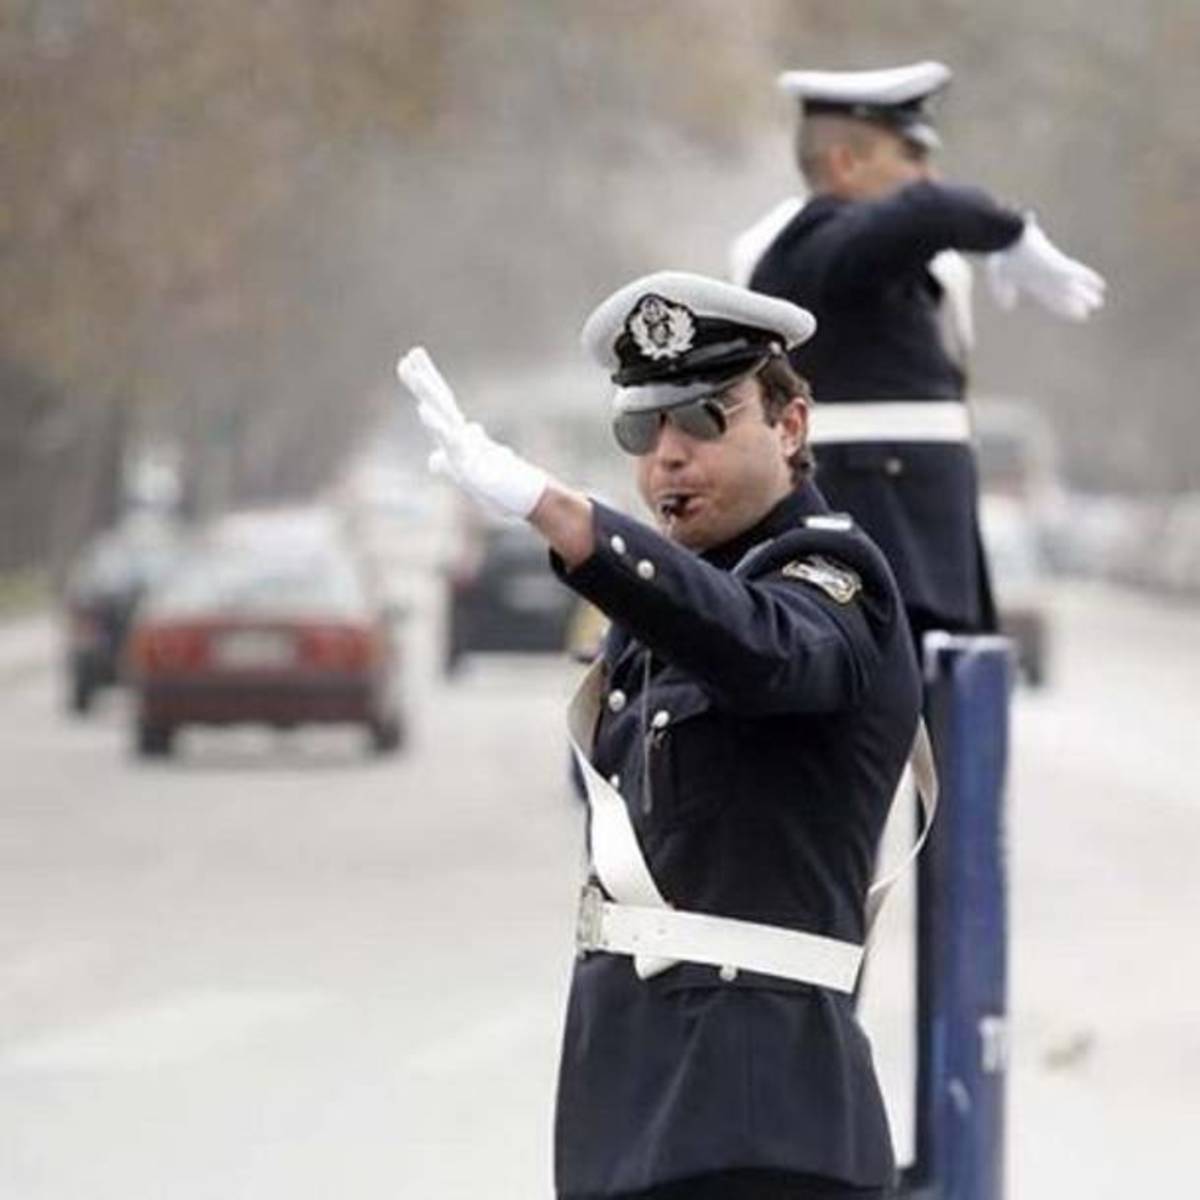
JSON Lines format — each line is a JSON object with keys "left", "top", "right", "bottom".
{"left": 700, "top": 479, "right": 829, "bottom": 572}
{"left": 793, "top": 192, "right": 846, "bottom": 231}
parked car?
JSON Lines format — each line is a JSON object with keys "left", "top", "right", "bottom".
{"left": 973, "top": 399, "right": 1062, "bottom": 505}
{"left": 126, "top": 508, "right": 404, "bottom": 757}
{"left": 1158, "top": 492, "right": 1200, "bottom": 598}
{"left": 973, "top": 397, "right": 1072, "bottom": 568}
{"left": 979, "top": 494, "right": 1051, "bottom": 686}
{"left": 444, "top": 511, "right": 576, "bottom": 673}
{"left": 63, "top": 516, "right": 185, "bottom": 713}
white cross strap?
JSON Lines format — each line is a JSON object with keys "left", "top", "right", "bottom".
{"left": 567, "top": 613, "right": 939, "bottom": 990}
{"left": 867, "top": 715, "right": 937, "bottom": 932}
{"left": 568, "top": 660, "right": 674, "bottom": 979}
{"left": 568, "top": 660, "right": 670, "bottom": 909}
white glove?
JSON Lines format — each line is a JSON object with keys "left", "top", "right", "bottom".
{"left": 395, "top": 347, "right": 549, "bottom": 519}
{"left": 985, "top": 216, "right": 1106, "bottom": 321}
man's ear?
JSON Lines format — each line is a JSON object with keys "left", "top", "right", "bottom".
{"left": 779, "top": 397, "right": 808, "bottom": 459}
{"left": 826, "top": 142, "right": 859, "bottom": 188}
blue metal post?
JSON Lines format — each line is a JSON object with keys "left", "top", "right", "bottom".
{"left": 906, "top": 635, "right": 1012, "bottom": 1200}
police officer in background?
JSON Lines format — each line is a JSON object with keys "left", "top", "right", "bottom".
{"left": 748, "top": 62, "right": 1105, "bottom": 644}
{"left": 398, "top": 271, "right": 931, "bottom": 1198}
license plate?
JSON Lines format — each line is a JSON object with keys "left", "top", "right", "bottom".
{"left": 214, "top": 630, "right": 295, "bottom": 668}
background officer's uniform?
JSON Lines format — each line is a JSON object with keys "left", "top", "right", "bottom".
{"left": 552, "top": 273, "right": 923, "bottom": 1198}
{"left": 752, "top": 181, "right": 1023, "bottom": 636}
{"left": 749, "top": 63, "right": 1025, "bottom": 639}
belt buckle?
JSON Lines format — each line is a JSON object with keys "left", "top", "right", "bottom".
{"left": 576, "top": 883, "right": 605, "bottom": 954}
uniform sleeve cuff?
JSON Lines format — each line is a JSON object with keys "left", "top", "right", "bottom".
{"left": 549, "top": 499, "right": 673, "bottom": 610}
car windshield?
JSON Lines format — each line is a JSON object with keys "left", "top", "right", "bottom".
{"left": 148, "top": 544, "right": 368, "bottom": 618}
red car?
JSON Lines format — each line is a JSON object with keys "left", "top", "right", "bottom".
{"left": 127, "top": 510, "right": 405, "bottom": 758}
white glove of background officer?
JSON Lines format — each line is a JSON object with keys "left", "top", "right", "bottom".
{"left": 396, "top": 347, "right": 549, "bottom": 520}
{"left": 985, "top": 216, "right": 1106, "bottom": 321}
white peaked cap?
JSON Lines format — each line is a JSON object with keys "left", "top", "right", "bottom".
{"left": 778, "top": 61, "right": 952, "bottom": 150}
{"left": 581, "top": 271, "right": 815, "bottom": 374}
{"left": 777, "top": 60, "right": 952, "bottom": 106}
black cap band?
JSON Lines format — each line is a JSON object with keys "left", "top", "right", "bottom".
{"left": 613, "top": 337, "right": 776, "bottom": 388}
{"left": 802, "top": 97, "right": 938, "bottom": 148}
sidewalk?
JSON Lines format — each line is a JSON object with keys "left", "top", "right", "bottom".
{"left": 0, "top": 611, "right": 57, "bottom": 680}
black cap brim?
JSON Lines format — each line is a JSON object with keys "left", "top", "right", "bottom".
{"left": 611, "top": 357, "right": 769, "bottom": 415}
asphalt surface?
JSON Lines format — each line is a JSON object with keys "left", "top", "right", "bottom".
{"left": 0, "top": 581, "right": 1197, "bottom": 1198}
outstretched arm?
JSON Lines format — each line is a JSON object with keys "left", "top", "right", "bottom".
{"left": 818, "top": 180, "right": 1026, "bottom": 294}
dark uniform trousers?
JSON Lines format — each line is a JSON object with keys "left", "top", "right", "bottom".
{"left": 551, "top": 483, "right": 920, "bottom": 1199}
{"left": 750, "top": 180, "right": 1026, "bottom": 634}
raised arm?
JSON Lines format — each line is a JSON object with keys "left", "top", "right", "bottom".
{"left": 551, "top": 501, "right": 897, "bottom": 715}
{"left": 396, "top": 348, "right": 894, "bottom": 715}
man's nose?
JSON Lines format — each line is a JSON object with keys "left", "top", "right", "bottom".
{"left": 651, "top": 417, "right": 693, "bottom": 465}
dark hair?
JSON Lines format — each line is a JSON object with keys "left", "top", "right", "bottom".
{"left": 796, "top": 113, "right": 928, "bottom": 189}
{"left": 757, "top": 354, "right": 814, "bottom": 483}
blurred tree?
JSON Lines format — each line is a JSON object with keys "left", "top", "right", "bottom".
{"left": 0, "top": 0, "right": 1194, "bottom": 583}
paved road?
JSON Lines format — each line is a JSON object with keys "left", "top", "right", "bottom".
{"left": 0, "top": 582, "right": 1196, "bottom": 1198}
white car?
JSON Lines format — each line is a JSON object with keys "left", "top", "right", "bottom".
{"left": 1158, "top": 493, "right": 1200, "bottom": 597}
{"left": 979, "top": 494, "right": 1051, "bottom": 686}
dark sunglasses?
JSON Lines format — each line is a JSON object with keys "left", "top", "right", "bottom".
{"left": 612, "top": 394, "right": 749, "bottom": 456}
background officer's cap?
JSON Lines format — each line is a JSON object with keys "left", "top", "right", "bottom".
{"left": 778, "top": 60, "right": 952, "bottom": 152}
{"left": 580, "top": 271, "right": 816, "bottom": 414}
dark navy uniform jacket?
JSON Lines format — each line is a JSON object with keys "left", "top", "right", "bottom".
{"left": 550, "top": 482, "right": 920, "bottom": 1198}
{"left": 750, "top": 181, "right": 1025, "bottom": 632}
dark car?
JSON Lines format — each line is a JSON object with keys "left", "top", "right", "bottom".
{"left": 444, "top": 514, "right": 576, "bottom": 673}
{"left": 63, "top": 518, "right": 184, "bottom": 713}
{"left": 126, "top": 509, "right": 405, "bottom": 757}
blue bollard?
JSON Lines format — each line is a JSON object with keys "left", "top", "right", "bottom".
{"left": 904, "top": 634, "right": 1013, "bottom": 1200}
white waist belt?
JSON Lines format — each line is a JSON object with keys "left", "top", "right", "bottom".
{"left": 567, "top": 659, "right": 939, "bottom": 993}
{"left": 808, "top": 400, "right": 971, "bottom": 444}
{"left": 577, "top": 886, "right": 862, "bottom": 992}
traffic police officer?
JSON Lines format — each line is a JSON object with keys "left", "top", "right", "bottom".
{"left": 747, "top": 61, "right": 1105, "bottom": 643}
{"left": 398, "top": 271, "right": 929, "bottom": 1198}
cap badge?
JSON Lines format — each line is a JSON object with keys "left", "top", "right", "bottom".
{"left": 626, "top": 294, "right": 696, "bottom": 361}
